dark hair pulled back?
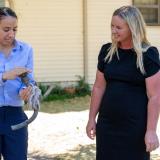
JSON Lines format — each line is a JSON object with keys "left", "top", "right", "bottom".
{"left": 0, "top": 7, "right": 17, "bottom": 20}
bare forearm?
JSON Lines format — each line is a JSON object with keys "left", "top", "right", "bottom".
{"left": 147, "top": 96, "right": 160, "bottom": 131}
{"left": 89, "top": 86, "right": 105, "bottom": 121}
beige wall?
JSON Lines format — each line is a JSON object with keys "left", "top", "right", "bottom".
{"left": 147, "top": 26, "right": 160, "bottom": 49}
{"left": 6, "top": 0, "right": 160, "bottom": 84}
{"left": 86, "top": 0, "right": 132, "bottom": 84}
{"left": 87, "top": 0, "right": 131, "bottom": 83}
{"left": 12, "top": 0, "right": 84, "bottom": 82}
{"left": 86, "top": 0, "right": 160, "bottom": 84}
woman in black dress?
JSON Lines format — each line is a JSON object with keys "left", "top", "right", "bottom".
{"left": 86, "top": 6, "right": 160, "bottom": 160}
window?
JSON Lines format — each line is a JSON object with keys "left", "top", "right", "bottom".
{"left": 133, "top": 0, "right": 160, "bottom": 25}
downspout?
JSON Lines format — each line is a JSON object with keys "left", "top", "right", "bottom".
{"left": 82, "top": 0, "right": 88, "bottom": 82}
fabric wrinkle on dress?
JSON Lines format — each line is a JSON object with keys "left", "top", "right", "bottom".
{"left": 96, "top": 43, "right": 160, "bottom": 160}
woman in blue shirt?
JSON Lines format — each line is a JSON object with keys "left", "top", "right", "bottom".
{"left": 0, "top": 7, "right": 34, "bottom": 160}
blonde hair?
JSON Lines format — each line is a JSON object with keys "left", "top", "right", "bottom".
{"left": 106, "top": 5, "right": 150, "bottom": 74}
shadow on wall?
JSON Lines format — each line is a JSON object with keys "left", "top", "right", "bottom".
{"left": 28, "top": 144, "right": 96, "bottom": 160}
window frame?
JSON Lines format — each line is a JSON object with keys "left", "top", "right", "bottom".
{"left": 133, "top": 0, "right": 160, "bottom": 26}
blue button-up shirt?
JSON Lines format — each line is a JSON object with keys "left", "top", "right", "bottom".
{"left": 0, "top": 40, "right": 34, "bottom": 107}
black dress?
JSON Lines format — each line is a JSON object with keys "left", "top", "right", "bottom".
{"left": 96, "top": 43, "right": 160, "bottom": 160}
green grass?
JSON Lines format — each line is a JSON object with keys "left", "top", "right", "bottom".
{"left": 39, "top": 95, "right": 90, "bottom": 113}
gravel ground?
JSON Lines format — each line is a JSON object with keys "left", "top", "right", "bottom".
{"left": 26, "top": 111, "right": 160, "bottom": 160}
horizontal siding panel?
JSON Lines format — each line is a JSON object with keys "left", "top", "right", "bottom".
{"left": 86, "top": 0, "right": 160, "bottom": 84}
{"left": 14, "top": 0, "right": 83, "bottom": 82}
{"left": 11, "top": 0, "right": 160, "bottom": 84}
{"left": 87, "top": 0, "right": 132, "bottom": 84}
{"left": 147, "top": 26, "right": 160, "bottom": 48}
{"left": 0, "top": 0, "right": 4, "bottom": 7}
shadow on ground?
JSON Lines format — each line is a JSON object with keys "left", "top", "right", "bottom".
{"left": 28, "top": 144, "right": 96, "bottom": 160}
{"left": 28, "top": 144, "right": 160, "bottom": 160}
{"left": 54, "top": 144, "right": 96, "bottom": 160}
{"left": 28, "top": 151, "right": 54, "bottom": 160}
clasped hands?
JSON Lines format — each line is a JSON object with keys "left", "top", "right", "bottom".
{"left": 2, "top": 67, "right": 32, "bottom": 101}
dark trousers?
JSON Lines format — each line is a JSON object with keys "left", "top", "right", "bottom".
{"left": 0, "top": 106, "right": 28, "bottom": 160}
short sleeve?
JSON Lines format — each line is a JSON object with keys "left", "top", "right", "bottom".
{"left": 97, "top": 43, "right": 111, "bottom": 72}
{"left": 143, "top": 47, "right": 160, "bottom": 78}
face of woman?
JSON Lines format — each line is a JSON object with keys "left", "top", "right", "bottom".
{"left": 111, "top": 15, "right": 132, "bottom": 46}
{"left": 0, "top": 16, "right": 17, "bottom": 47}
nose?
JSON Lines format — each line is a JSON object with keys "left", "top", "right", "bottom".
{"left": 112, "top": 27, "right": 117, "bottom": 34}
{"left": 8, "top": 30, "right": 15, "bottom": 38}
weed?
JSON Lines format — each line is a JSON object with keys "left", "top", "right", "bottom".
{"left": 38, "top": 76, "right": 91, "bottom": 101}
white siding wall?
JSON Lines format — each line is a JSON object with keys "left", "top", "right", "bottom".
{"left": 0, "top": 0, "right": 4, "bottom": 6}
{"left": 147, "top": 26, "right": 160, "bottom": 50}
{"left": 86, "top": 0, "right": 132, "bottom": 84}
{"left": 6, "top": 0, "right": 160, "bottom": 84}
{"left": 13, "top": 0, "right": 84, "bottom": 82}
{"left": 86, "top": 0, "right": 160, "bottom": 84}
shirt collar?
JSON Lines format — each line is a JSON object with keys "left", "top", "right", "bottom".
{"left": 12, "top": 40, "right": 23, "bottom": 52}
